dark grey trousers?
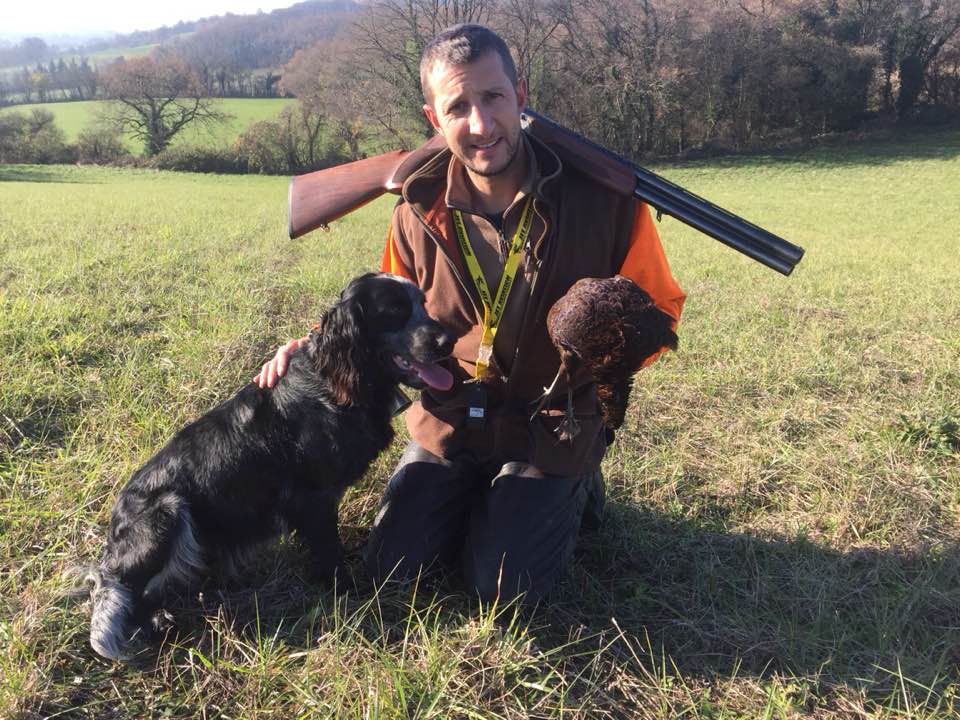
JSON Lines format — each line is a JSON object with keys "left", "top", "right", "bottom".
{"left": 364, "top": 442, "right": 605, "bottom": 604}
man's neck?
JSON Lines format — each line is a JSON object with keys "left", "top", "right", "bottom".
{"left": 465, "top": 141, "right": 529, "bottom": 216}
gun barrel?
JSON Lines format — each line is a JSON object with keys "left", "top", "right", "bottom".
{"left": 633, "top": 182, "right": 797, "bottom": 275}
{"left": 633, "top": 166, "right": 804, "bottom": 270}
{"left": 522, "top": 109, "right": 805, "bottom": 275}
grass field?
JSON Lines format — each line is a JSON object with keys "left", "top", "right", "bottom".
{"left": 0, "top": 98, "right": 296, "bottom": 152}
{"left": 1, "top": 129, "right": 959, "bottom": 718}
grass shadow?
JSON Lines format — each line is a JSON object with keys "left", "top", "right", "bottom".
{"left": 42, "top": 509, "right": 959, "bottom": 716}
{"left": 0, "top": 165, "right": 101, "bottom": 184}
{"left": 85, "top": 507, "right": 960, "bottom": 691}
{"left": 0, "top": 391, "right": 88, "bottom": 451}
{"left": 543, "top": 500, "right": 959, "bottom": 699}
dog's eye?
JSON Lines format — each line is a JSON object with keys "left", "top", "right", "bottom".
{"left": 363, "top": 290, "right": 412, "bottom": 332}
{"left": 373, "top": 304, "right": 410, "bottom": 331}
{"left": 361, "top": 278, "right": 415, "bottom": 332}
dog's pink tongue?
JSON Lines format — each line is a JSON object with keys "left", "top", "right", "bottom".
{"left": 412, "top": 361, "right": 454, "bottom": 391}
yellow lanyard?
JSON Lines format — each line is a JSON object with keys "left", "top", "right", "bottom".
{"left": 452, "top": 196, "right": 534, "bottom": 380}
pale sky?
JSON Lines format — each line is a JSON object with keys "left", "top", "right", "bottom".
{"left": 5, "top": 0, "right": 299, "bottom": 36}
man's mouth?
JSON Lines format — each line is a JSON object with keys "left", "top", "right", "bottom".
{"left": 472, "top": 138, "right": 500, "bottom": 152}
{"left": 393, "top": 355, "right": 454, "bottom": 391}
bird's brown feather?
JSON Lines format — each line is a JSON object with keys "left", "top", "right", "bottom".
{"left": 546, "top": 276, "right": 678, "bottom": 430}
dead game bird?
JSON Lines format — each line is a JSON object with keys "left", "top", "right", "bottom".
{"left": 531, "top": 276, "right": 678, "bottom": 442}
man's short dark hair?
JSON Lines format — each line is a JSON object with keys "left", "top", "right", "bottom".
{"left": 420, "top": 24, "right": 518, "bottom": 105}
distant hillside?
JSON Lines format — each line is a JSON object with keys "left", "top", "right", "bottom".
{"left": 0, "top": 1, "right": 358, "bottom": 105}
{"left": 79, "top": 0, "right": 358, "bottom": 58}
{"left": 0, "top": 1, "right": 358, "bottom": 73}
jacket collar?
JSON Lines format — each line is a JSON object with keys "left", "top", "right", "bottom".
{"left": 402, "top": 129, "right": 563, "bottom": 219}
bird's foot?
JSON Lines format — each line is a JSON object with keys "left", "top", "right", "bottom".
{"left": 555, "top": 414, "right": 581, "bottom": 443}
{"left": 555, "top": 389, "right": 581, "bottom": 443}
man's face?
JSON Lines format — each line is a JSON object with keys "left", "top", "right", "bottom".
{"left": 422, "top": 51, "right": 527, "bottom": 178}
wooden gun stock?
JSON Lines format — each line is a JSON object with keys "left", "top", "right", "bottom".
{"left": 287, "top": 109, "right": 805, "bottom": 275}
{"left": 287, "top": 134, "right": 446, "bottom": 239}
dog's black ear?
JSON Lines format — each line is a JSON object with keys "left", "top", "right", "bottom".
{"left": 316, "top": 295, "right": 375, "bottom": 405}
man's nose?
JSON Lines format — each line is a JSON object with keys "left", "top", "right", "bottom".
{"left": 468, "top": 105, "right": 493, "bottom": 136}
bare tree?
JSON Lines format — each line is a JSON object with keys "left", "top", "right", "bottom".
{"left": 891, "top": 0, "right": 960, "bottom": 117}
{"left": 836, "top": 0, "right": 960, "bottom": 117}
{"left": 349, "top": 0, "right": 494, "bottom": 142}
{"left": 545, "top": 0, "right": 674, "bottom": 157}
{"left": 100, "top": 55, "right": 229, "bottom": 156}
{"left": 280, "top": 37, "right": 373, "bottom": 161}
{"left": 491, "top": 0, "right": 563, "bottom": 107}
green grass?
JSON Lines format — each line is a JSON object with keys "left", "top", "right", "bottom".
{"left": 1, "top": 128, "right": 958, "bottom": 718}
{"left": 0, "top": 98, "right": 296, "bottom": 151}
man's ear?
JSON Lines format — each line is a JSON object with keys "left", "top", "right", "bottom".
{"left": 423, "top": 103, "right": 441, "bottom": 132}
{"left": 516, "top": 77, "right": 527, "bottom": 111}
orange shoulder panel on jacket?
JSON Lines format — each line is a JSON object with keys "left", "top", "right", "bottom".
{"left": 618, "top": 200, "right": 686, "bottom": 322}
{"left": 379, "top": 222, "right": 415, "bottom": 281}
{"left": 617, "top": 200, "right": 687, "bottom": 367}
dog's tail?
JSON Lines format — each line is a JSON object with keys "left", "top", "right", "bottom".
{"left": 82, "top": 566, "right": 137, "bottom": 661}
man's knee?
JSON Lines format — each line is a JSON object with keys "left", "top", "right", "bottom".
{"left": 364, "top": 487, "right": 451, "bottom": 584}
{"left": 363, "top": 443, "right": 476, "bottom": 585}
{"left": 462, "top": 549, "right": 552, "bottom": 606}
{"left": 364, "top": 529, "right": 436, "bottom": 585}
{"left": 461, "top": 464, "right": 599, "bottom": 604}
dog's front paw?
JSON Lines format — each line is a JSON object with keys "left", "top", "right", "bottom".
{"left": 332, "top": 563, "right": 355, "bottom": 593}
{"left": 150, "top": 608, "right": 176, "bottom": 635}
{"left": 315, "top": 559, "right": 353, "bottom": 592}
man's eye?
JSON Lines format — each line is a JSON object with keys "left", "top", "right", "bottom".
{"left": 448, "top": 102, "right": 466, "bottom": 115}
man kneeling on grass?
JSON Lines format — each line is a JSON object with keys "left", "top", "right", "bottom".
{"left": 257, "top": 23, "right": 685, "bottom": 603}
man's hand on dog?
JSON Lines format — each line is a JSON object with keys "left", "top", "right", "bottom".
{"left": 255, "top": 336, "right": 309, "bottom": 388}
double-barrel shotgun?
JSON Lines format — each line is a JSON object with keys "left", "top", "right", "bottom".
{"left": 288, "top": 109, "right": 805, "bottom": 276}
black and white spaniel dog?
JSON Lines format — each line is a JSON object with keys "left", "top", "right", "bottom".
{"left": 83, "top": 272, "right": 454, "bottom": 660}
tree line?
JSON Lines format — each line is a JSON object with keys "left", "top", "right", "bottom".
{"left": 3, "top": 0, "right": 959, "bottom": 169}
{"left": 1, "top": 58, "right": 98, "bottom": 104}
{"left": 288, "top": 0, "right": 960, "bottom": 160}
